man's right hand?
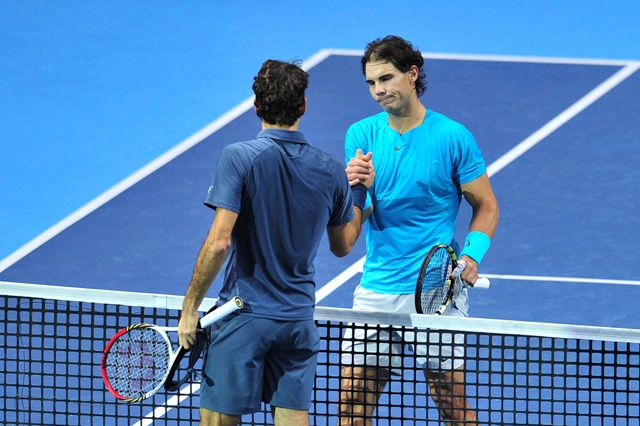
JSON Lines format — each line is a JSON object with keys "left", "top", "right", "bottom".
{"left": 346, "top": 148, "right": 375, "bottom": 188}
{"left": 178, "top": 310, "right": 199, "bottom": 350}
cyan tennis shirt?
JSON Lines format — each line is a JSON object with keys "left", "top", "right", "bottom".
{"left": 204, "top": 129, "right": 354, "bottom": 320}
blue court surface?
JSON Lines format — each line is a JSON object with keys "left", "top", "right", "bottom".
{"left": 1, "top": 0, "right": 640, "bottom": 331}
{"left": 1, "top": 49, "right": 640, "bottom": 329}
{"left": 2, "top": 4, "right": 640, "bottom": 425}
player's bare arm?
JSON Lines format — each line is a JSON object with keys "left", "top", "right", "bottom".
{"left": 327, "top": 207, "right": 364, "bottom": 257}
{"left": 329, "top": 150, "right": 376, "bottom": 256}
{"left": 460, "top": 173, "right": 500, "bottom": 284}
{"left": 178, "top": 208, "right": 238, "bottom": 349}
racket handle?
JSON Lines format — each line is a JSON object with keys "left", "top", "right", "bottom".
{"left": 455, "top": 260, "right": 490, "bottom": 289}
{"left": 452, "top": 260, "right": 466, "bottom": 278}
{"left": 473, "top": 277, "right": 491, "bottom": 289}
{"left": 200, "top": 296, "right": 244, "bottom": 328}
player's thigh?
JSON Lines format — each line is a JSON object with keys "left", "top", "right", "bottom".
{"left": 340, "top": 365, "right": 390, "bottom": 398}
{"left": 411, "top": 302, "right": 467, "bottom": 371}
{"left": 273, "top": 406, "right": 310, "bottom": 426}
{"left": 339, "top": 366, "right": 390, "bottom": 418}
{"left": 342, "top": 286, "right": 409, "bottom": 375}
{"left": 426, "top": 364, "right": 468, "bottom": 393}
{"left": 200, "top": 315, "right": 269, "bottom": 415}
{"left": 199, "top": 407, "right": 241, "bottom": 426}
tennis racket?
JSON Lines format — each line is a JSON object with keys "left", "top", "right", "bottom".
{"left": 101, "top": 296, "right": 243, "bottom": 402}
{"left": 415, "top": 244, "right": 490, "bottom": 315}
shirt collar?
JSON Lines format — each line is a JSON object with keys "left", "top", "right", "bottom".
{"left": 258, "top": 128, "right": 308, "bottom": 144}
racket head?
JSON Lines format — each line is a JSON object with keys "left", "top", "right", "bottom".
{"left": 101, "top": 323, "right": 174, "bottom": 402}
{"left": 415, "top": 244, "right": 457, "bottom": 315}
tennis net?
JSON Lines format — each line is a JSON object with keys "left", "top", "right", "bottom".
{"left": 1, "top": 280, "right": 639, "bottom": 425}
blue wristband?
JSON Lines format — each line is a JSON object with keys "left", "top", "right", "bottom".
{"left": 351, "top": 183, "right": 367, "bottom": 211}
{"left": 460, "top": 231, "right": 491, "bottom": 265}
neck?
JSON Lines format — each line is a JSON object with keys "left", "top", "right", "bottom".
{"left": 388, "top": 101, "right": 426, "bottom": 135}
{"left": 262, "top": 121, "right": 300, "bottom": 131}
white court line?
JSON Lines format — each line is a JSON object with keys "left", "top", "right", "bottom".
{"left": 315, "top": 256, "right": 365, "bottom": 302}
{"left": 0, "top": 95, "right": 242, "bottom": 273}
{"left": 487, "top": 61, "right": 640, "bottom": 176}
{"left": 1, "top": 53, "right": 638, "bottom": 273}
{"left": 482, "top": 274, "right": 640, "bottom": 286}
{"left": 3, "top": 53, "right": 637, "bottom": 274}
{"left": 326, "top": 48, "right": 639, "bottom": 66}
{"left": 0, "top": 49, "right": 335, "bottom": 274}
{"left": 134, "top": 383, "right": 201, "bottom": 426}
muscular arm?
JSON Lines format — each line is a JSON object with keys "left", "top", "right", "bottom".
{"left": 178, "top": 208, "right": 238, "bottom": 349}
{"left": 327, "top": 206, "right": 365, "bottom": 257}
{"left": 459, "top": 172, "right": 500, "bottom": 283}
{"left": 462, "top": 173, "right": 499, "bottom": 238}
{"left": 327, "top": 149, "right": 375, "bottom": 257}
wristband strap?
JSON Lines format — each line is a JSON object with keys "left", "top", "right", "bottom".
{"left": 460, "top": 231, "right": 491, "bottom": 265}
{"left": 351, "top": 183, "right": 367, "bottom": 210}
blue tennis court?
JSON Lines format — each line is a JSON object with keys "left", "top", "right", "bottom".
{"left": 1, "top": 3, "right": 640, "bottom": 425}
{"left": 2, "top": 51, "right": 639, "bottom": 328}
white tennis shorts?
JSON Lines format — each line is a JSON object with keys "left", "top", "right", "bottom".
{"left": 341, "top": 284, "right": 469, "bottom": 374}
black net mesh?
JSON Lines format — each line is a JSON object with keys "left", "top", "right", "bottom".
{"left": 1, "top": 283, "right": 639, "bottom": 425}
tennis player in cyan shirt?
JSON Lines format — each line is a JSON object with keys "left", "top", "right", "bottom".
{"left": 339, "top": 36, "right": 500, "bottom": 426}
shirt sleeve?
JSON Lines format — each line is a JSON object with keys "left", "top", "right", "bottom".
{"left": 453, "top": 125, "right": 487, "bottom": 185}
{"left": 204, "top": 144, "right": 249, "bottom": 212}
{"left": 344, "top": 122, "right": 372, "bottom": 165}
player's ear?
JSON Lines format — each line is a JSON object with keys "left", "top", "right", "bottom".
{"left": 408, "top": 65, "right": 419, "bottom": 84}
{"left": 301, "top": 97, "right": 307, "bottom": 115}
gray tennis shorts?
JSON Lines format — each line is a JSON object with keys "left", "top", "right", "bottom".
{"left": 200, "top": 315, "right": 319, "bottom": 415}
{"left": 341, "top": 285, "right": 469, "bottom": 374}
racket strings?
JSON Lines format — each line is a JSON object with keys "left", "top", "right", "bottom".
{"left": 420, "top": 248, "right": 453, "bottom": 314}
{"left": 104, "top": 328, "right": 171, "bottom": 398}
{"left": 420, "top": 285, "right": 449, "bottom": 314}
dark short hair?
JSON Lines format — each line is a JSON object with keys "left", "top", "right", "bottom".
{"left": 361, "top": 35, "right": 427, "bottom": 97}
{"left": 252, "top": 59, "right": 309, "bottom": 126}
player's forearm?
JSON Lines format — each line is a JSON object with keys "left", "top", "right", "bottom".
{"left": 182, "top": 238, "right": 230, "bottom": 313}
{"left": 328, "top": 207, "right": 364, "bottom": 257}
{"left": 461, "top": 201, "right": 499, "bottom": 267}
{"left": 345, "top": 206, "right": 364, "bottom": 247}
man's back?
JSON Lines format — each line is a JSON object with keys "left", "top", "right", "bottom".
{"left": 178, "top": 59, "right": 371, "bottom": 425}
{"left": 206, "top": 129, "right": 353, "bottom": 319}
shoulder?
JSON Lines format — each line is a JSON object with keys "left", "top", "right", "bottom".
{"left": 220, "top": 138, "right": 275, "bottom": 165}
{"left": 424, "top": 109, "right": 476, "bottom": 143}
{"left": 348, "top": 111, "right": 387, "bottom": 132}
{"left": 223, "top": 138, "right": 272, "bottom": 156}
{"left": 307, "top": 145, "right": 346, "bottom": 172}
{"left": 346, "top": 112, "right": 388, "bottom": 144}
{"left": 426, "top": 109, "right": 468, "bottom": 131}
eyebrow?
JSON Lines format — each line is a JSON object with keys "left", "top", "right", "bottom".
{"left": 365, "top": 72, "right": 394, "bottom": 84}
